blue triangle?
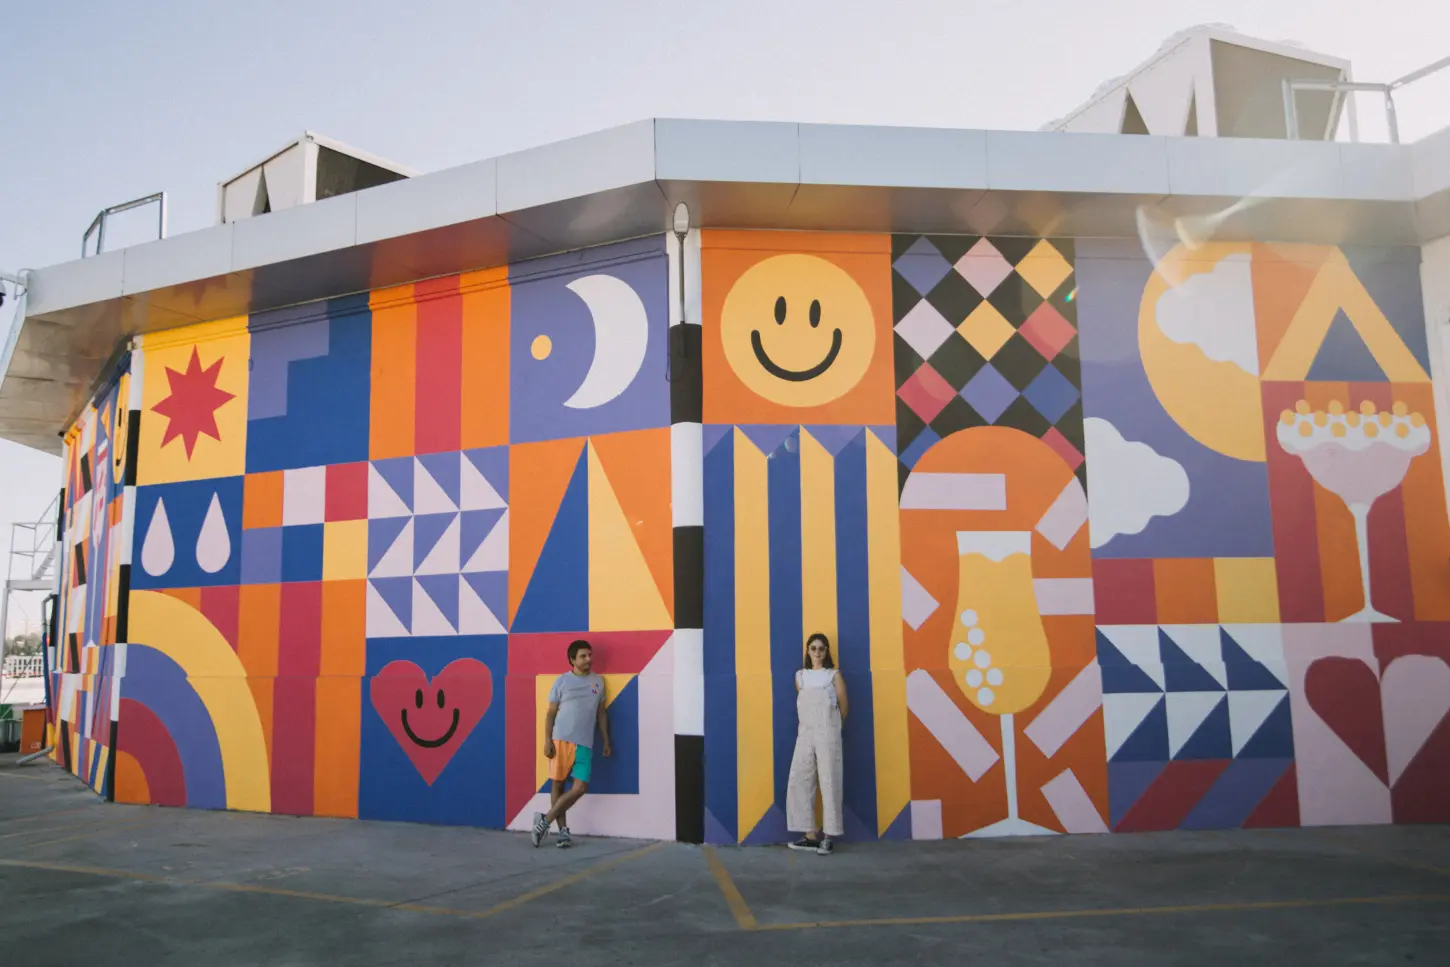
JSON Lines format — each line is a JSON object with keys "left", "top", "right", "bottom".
{"left": 1108, "top": 761, "right": 1166, "bottom": 828}
{"left": 460, "top": 508, "right": 506, "bottom": 566}
{"left": 417, "top": 452, "right": 462, "bottom": 509}
{"left": 1097, "top": 632, "right": 1163, "bottom": 694}
{"left": 462, "top": 570, "right": 508, "bottom": 620}
{"left": 704, "top": 808, "right": 734, "bottom": 845}
{"left": 463, "top": 447, "right": 509, "bottom": 504}
{"left": 803, "top": 425, "right": 865, "bottom": 456}
{"left": 513, "top": 449, "right": 589, "bottom": 632}
{"left": 738, "top": 425, "right": 799, "bottom": 457}
{"left": 1237, "top": 697, "right": 1295, "bottom": 760}
{"left": 367, "top": 517, "right": 410, "bottom": 573}
{"left": 702, "top": 425, "right": 733, "bottom": 456}
{"left": 1113, "top": 697, "right": 1169, "bottom": 762}
{"left": 1160, "top": 630, "right": 1225, "bottom": 693}
{"left": 880, "top": 804, "right": 913, "bottom": 841}
{"left": 370, "top": 576, "right": 413, "bottom": 629}
{"left": 372, "top": 457, "right": 414, "bottom": 511}
{"left": 1221, "top": 629, "right": 1285, "bottom": 690}
{"left": 416, "top": 573, "right": 459, "bottom": 630}
{"left": 1175, "top": 696, "right": 1232, "bottom": 760}
{"left": 412, "top": 513, "right": 457, "bottom": 570}
{"left": 1306, "top": 309, "right": 1388, "bottom": 381}
{"left": 742, "top": 804, "right": 792, "bottom": 845}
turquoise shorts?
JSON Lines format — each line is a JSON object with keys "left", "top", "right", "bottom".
{"left": 550, "top": 741, "right": 593, "bottom": 784}
{"left": 571, "top": 745, "right": 593, "bottom": 783}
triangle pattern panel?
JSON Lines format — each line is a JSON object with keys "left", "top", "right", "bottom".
{"left": 460, "top": 454, "right": 506, "bottom": 511}
{"left": 460, "top": 572, "right": 508, "bottom": 634}
{"left": 417, "top": 451, "right": 462, "bottom": 510}
{"left": 1222, "top": 630, "right": 1286, "bottom": 691}
{"left": 1110, "top": 694, "right": 1169, "bottom": 762}
{"left": 414, "top": 457, "right": 457, "bottom": 514}
{"left": 1105, "top": 691, "right": 1165, "bottom": 760}
{"left": 370, "top": 458, "right": 414, "bottom": 516}
{"left": 412, "top": 578, "right": 457, "bottom": 636}
{"left": 368, "top": 576, "right": 414, "bottom": 636}
{"left": 1159, "top": 630, "right": 1225, "bottom": 693}
{"left": 1229, "top": 691, "right": 1287, "bottom": 756}
{"left": 1165, "top": 691, "right": 1224, "bottom": 758}
{"left": 1173, "top": 695, "right": 1232, "bottom": 760}
{"left": 460, "top": 508, "right": 507, "bottom": 570}
{"left": 1097, "top": 629, "right": 1165, "bottom": 693}
{"left": 463, "top": 509, "right": 509, "bottom": 574}
{"left": 369, "top": 517, "right": 414, "bottom": 577}
{"left": 1235, "top": 696, "right": 1295, "bottom": 760}
{"left": 587, "top": 443, "right": 672, "bottom": 632}
{"left": 414, "top": 514, "right": 461, "bottom": 576}
{"left": 463, "top": 447, "right": 509, "bottom": 504}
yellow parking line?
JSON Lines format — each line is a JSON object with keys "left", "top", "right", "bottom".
{"left": 752, "top": 893, "right": 1450, "bottom": 932}
{"left": 701, "top": 846, "right": 757, "bottom": 930}
{"left": 0, "top": 841, "right": 664, "bottom": 920}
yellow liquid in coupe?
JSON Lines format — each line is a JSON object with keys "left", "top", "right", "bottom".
{"left": 948, "top": 532, "right": 1051, "bottom": 716}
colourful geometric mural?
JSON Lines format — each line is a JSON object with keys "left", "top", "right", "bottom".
{"left": 47, "top": 225, "right": 1450, "bottom": 843}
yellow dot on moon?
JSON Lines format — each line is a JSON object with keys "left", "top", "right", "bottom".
{"left": 1331, "top": 423, "right": 1347, "bottom": 438}
{"left": 1298, "top": 422, "right": 1313, "bottom": 437}
{"left": 531, "top": 335, "right": 553, "bottom": 360}
{"left": 1296, "top": 400, "right": 1311, "bottom": 414}
{"left": 1360, "top": 401, "right": 1377, "bottom": 415}
{"left": 1393, "top": 401, "right": 1408, "bottom": 416}
{"left": 1365, "top": 422, "right": 1379, "bottom": 438}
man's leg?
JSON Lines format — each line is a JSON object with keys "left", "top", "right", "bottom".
{"left": 550, "top": 779, "right": 568, "bottom": 829}
{"left": 544, "top": 779, "right": 588, "bottom": 825}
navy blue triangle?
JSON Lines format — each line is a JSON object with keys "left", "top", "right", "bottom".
{"left": 1113, "top": 697, "right": 1168, "bottom": 762}
{"left": 512, "top": 449, "right": 589, "bottom": 632}
{"left": 1221, "top": 629, "right": 1285, "bottom": 691}
{"left": 1237, "top": 697, "right": 1295, "bottom": 759}
{"left": 372, "top": 457, "right": 414, "bottom": 511}
{"left": 1175, "top": 696, "right": 1232, "bottom": 760}
{"left": 412, "top": 513, "right": 457, "bottom": 570}
{"left": 1108, "top": 761, "right": 1166, "bottom": 828}
{"left": 1306, "top": 309, "right": 1387, "bottom": 381}
{"left": 1097, "top": 632, "right": 1163, "bottom": 694}
{"left": 370, "top": 576, "right": 413, "bottom": 629}
{"left": 1160, "top": 630, "right": 1224, "bottom": 693}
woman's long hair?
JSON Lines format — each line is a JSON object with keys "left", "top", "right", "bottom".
{"left": 802, "top": 632, "right": 836, "bottom": 669}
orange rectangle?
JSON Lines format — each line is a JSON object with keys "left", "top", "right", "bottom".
{"left": 237, "top": 584, "right": 281, "bottom": 677}
{"left": 248, "top": 676, "right": 275, "bottom": 771}
{"left": 1152, "top": 558, "right": 1218, "bottom": 624}
{"left": 370, "top": 283, "right": 418, "bottom": 459}
{"left": 319, "top": 580, "right": 367, "bottom": 677}
{"left": 243, "top": 472, "right": 285, "bottom": 529}
{"left": 313, "top": 677, "right": 361, "bottom": 819}
{"left": 460, "top": 266, "right": 510, "bottom": 449}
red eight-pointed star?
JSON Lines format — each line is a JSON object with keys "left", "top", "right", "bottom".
{"left": 151, "top": 347, "right": 236, "bottom": 458}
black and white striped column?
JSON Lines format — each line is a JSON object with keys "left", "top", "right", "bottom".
{"left": 668, "top": 225, "right": 705, "bottom": 843}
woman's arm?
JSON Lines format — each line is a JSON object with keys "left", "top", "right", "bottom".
{"left": 834, "top": 672, "right": 848, "bottom": 719}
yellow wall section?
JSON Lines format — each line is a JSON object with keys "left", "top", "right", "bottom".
{"left": 127, "top": 591, "right": 271, "bottom": 812}
{"left": 866, "top": 429, "right": 910, "bottom": 834}
{"left": 587, "top": 443, "right": 673, "bottom": 631}
{"left": 733, "top": 429, "right": 775, "bottom": 841}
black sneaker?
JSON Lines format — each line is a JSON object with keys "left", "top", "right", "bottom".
{"left": 816, "top": 838, "right": 834, "bottom": 855}
{"left": 530, "top": 812, "right": 549, "bottom": 847}
{"left": 786, "top": 837, "right": 819, "bottom": 851}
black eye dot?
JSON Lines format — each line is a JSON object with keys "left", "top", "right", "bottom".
{"left": 437, "top": 689, "right": 446, "bottom": 709}
{"left": 414, "top": 689, "right": 423, "bottom": 709}
{"left": 774, "top": 296, "right": 787, "bottom": 324}
{"left": 809, "top": 300, "right": 821, "bottom": 327}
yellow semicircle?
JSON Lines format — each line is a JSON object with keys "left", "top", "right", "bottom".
{"left": 1139, "top": 245, "right": 1266, "bottom": 463}
{"left": 128, "top": 591, "right": 271, "bottom": 812}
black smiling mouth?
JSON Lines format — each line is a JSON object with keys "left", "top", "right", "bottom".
{"left": 751, "top": 328, "right": 843, "bottom": 381}
{"left": 400, "top": 708, "right": 460, "bottom": 748}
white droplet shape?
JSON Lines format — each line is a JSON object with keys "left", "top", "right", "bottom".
{"left": 141, "top": 498, "right": 176, "bottom": 577}
{"left": 195, "top": 493, "right": 232, "bottom": 574}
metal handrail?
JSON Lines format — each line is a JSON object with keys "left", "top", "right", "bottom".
{"left": 81, "top": 191, "right": 167, "bottom": 257}
{"left": 1285, "top": 54, "right": 1450, "bottom": 143}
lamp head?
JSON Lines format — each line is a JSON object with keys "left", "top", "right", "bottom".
{"left": 672, "top": 202, "right": 690, "bottom": 238}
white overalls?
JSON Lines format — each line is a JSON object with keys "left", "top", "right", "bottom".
{"left": 786, "top": 668, "right": 844, "bottom": 838}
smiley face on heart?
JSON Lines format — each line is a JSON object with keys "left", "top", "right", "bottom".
{"left": 370, "top": 659, "right": 493, "bottom": 785}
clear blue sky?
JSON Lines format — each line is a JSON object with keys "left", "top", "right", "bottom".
{"left": 1, "top": 0, "right": 1445, "bottom": 634}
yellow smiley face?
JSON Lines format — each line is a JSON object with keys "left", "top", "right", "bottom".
{"left": 720, "top": 254, "right": 877, "bottom": 408}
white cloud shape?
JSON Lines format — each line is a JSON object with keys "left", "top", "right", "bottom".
{"left": 1084, "top": 417, "right": 1190, "bottom": 548}
{"left": 1154, "top": 251, "right": 1260, "bottom": 375}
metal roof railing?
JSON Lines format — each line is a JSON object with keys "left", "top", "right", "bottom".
{"left": 82, "top": 191, "right": 167, "bottom": 258}
{"left": 1285, "top": 53, "right": 1450, "bottom": 143}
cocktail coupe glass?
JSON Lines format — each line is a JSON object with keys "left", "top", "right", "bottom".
{"left": 1277, "top": 400, "right": 1432, "bottom": 623}
{"left": 951, "top": 531, "right": 1056, "bottom": 836}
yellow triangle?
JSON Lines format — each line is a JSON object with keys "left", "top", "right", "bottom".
{"left": 1262, "top": 250, "right": 1430, "bottom": 382}
{"left": 587, "top": 444, "right": 672, "bottom": 631}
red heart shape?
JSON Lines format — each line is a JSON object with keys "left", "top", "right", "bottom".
{"left": 1305, "top": 656, "right": 1388, "bottom": 784}
{"left": 370, "top": 659, "right": 493, "bottom": 785}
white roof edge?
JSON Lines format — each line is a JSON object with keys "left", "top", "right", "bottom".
{"left": 219, "top": 131, "right": 419, "bottom": 190}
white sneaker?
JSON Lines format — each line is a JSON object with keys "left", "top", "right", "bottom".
{"left": 530, "top": 812, "right": 549, "bottom": 847}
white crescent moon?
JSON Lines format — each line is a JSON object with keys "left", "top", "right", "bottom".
{"left": 562, "top": 274, "right": 649, "bottom": 410}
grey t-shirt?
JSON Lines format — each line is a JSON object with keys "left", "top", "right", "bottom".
{"left": 548, "top": 672, "right": 605, "bottom": 749}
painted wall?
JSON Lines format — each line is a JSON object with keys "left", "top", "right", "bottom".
{"left": 49, "top": 226, "right": 1450, "bottom": 841}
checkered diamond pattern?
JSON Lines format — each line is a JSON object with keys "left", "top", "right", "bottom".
{"left": 891, "top": 234, "right": 1084, "bottom": 484}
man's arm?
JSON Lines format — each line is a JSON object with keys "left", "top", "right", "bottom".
{"left": 543, "top": 702, "right": 559, "bottom": 757}
{"left": 597, "top": 697, "right": 612, "bottom": 757}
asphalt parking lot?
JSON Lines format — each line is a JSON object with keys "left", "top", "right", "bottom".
{"left": 2, "top": 754, "right": 1447, "bottom": 965}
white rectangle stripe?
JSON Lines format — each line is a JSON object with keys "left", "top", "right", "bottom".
{"left": 1033, "top": 578, "right": 1095, "bottom": 615}
{"left": 670, "top": 423, "right": 704, "bottom": 527}
{"left": 672, "top": 628, "right": 704, "bottom": 736}
{"left": 900, "top": 473, "right": 1006, "bottom": 511}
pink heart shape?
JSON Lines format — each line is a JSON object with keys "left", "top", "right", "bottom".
{"left": 1381, "top": 655, "right": 1450, "bottom": 785}
{"left": 370, "top": 659, "right": 493, "bottom": 785}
